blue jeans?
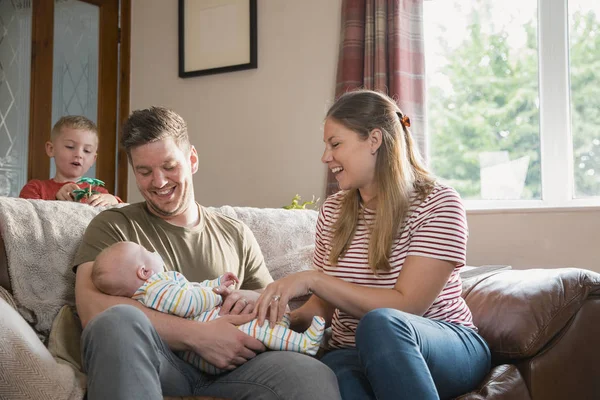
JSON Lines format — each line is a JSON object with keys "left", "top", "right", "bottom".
{"left": 82, "top": 305, "right": 341, "bottom": 400}
{"left": 321, "top": 308, "right": 491, "bottom": 400}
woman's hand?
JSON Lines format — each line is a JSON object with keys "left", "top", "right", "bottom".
{"left": 255, "top": 271, "right": 318, "bottom": 328}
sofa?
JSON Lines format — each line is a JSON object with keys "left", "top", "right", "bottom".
{"left": 0, "top": 197, "right": 599, "bottom": 400}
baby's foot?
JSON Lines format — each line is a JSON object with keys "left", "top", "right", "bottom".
{"left": 301, "top": 316, "right": 326, "bottom": 356}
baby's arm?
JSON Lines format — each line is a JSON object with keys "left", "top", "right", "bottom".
{"left": 139, "top": 272, "right": 224, "bottom": 318}
{"left": 193, "top": 272, "right": 239, "bottom": 290}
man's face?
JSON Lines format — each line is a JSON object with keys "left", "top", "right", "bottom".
{"left": 130, "top": 137, "right": 198, "bottom": 219}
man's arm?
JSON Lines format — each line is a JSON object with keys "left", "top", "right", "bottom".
{"left": 76, "top": 261, "right": 195, "bottom": 348}
{"left": 76, "top": 261, "right": 266, "bottom": 369}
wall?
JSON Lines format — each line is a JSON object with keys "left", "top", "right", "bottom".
{"left": 129, "top": 0, "right": 340, "bottom": 208}
{"left": 467, "top": 208, "right": 599, "bottom": 272}
{"left": 129, "top": 0, "right": 599, "bottom": 273}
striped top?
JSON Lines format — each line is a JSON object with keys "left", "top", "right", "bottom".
{"left": 133, "top": 271, "right": 223, "bottom": 318}
{"left": 314, "top": 185, "right": 475, "bottom": 349}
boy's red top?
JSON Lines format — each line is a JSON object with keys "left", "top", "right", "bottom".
{"left": 19, "top": 179, "right": 118, "bottom": 202}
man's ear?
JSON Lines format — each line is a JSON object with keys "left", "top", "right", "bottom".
{"left": 189, "top": 145, "right": 199, "bottom": 174}
{"left": 45, "top": 141, "right": 54, "bottom": 157}
{"left": 369, "top": 129, "right": 383, "bottom": 154}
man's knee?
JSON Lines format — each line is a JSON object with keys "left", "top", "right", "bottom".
{"left": 82, "top": 305, "right": 151, "bottom": 345}
{"left": 250, "top": 352, "right": 340, "bottom": 399}
{"left": 274, "top": 353, "right": 339, "bottom": 397}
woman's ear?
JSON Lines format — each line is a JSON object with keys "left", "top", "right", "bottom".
{"left": 369, "top": 129, "right": 383, "bottom": 155}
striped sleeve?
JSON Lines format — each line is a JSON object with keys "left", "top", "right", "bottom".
{"left": 193, "top": 276, "right": 223, "bottom": 288}
{"left": 136, "top": 271, "right": 223, "bottom": 318}
{"left": 407, "top": 187, "right": 468, "bottom": 266}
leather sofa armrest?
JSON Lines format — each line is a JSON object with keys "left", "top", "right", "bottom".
{"left": 464, "top": 268, "right": 600, "bottom": 363}
{"left": 454, "top": 364, "right": 531, "bottom": 400}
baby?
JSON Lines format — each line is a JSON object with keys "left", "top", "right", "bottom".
{"left": 91, "top": 241, "right": 325, "bottom": 375}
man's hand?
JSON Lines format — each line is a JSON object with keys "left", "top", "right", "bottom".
{"left": 56, "top": 183, "right": 81, "bottom": 201}
{"left": 214, "top": 287, "right": 260, "bottom": 316}
{"left": 186, "top": 314, "right": 265, "bottom": 370}
{"left": 87, "top": 193, "right": 120, "bottom": 207}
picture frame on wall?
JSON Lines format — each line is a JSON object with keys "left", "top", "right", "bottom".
{"left": 178, "top": 0, "right": 257, "bottom": 78}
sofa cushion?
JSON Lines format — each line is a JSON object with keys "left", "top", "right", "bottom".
{"left": 0, "top": 297, "right": 85, "bottom": 400}
{"left": 0, "top": 198, "right": 319, "bottom": 341}
{"left": 454, "top": 364, "right": 531, "bottom": 400}
{"left": 0, "top": 285, "right": 16, "bottom": 310}
{"left": 230, "top": 207, "right": 318, "bottom": 273}
{"left": 0, "top": 198, "right": 111, "bottom": 339}
{"left": 464, "top": 268, "right": 600, "bottom": 362}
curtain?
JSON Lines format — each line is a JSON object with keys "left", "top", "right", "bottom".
{"left": 326, "top": 0, "right": 426, "bottom": 197}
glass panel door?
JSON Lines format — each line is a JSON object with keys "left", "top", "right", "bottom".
{"left": 0, "top": 0, "right": 32, "bottom": 197}
{"left": 50, "top": 0, "right": 100, "bottom": 179}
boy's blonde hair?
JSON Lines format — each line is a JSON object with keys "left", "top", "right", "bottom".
{"left": 51, "top": 116, "right": 98, "bottom": 141}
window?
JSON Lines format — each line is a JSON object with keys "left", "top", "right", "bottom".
{"left": 424, "top": 0, "right": 600, "bottom": 210}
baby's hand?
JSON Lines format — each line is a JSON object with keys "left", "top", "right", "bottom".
{"left": 87, "top": 193, "right": 120, "bottom": 207}
{"left": 56, "top": 183, "right": 81, "bottom": 202}
{"left": 220, "top": 272, "right": 240, "bottom": 289}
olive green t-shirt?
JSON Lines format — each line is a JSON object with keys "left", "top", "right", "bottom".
{"left": 74, "top": 202, "right": 273, "bottom": 290}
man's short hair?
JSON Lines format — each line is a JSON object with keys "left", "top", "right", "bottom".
{"left": 120, "top": 106, "right": 191, "bottom": 161}
{"left": 51, "top": 116, "right": 98, "bottom": 141}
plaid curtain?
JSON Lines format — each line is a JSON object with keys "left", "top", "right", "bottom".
{"left": 326, "top": 0, "right": 426, "bottom": 197}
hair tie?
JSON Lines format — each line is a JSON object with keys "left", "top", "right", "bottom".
{"left": 396, "top": 111, "right": 411, "bottom": 128}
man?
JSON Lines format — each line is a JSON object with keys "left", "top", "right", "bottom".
{"left": 74, "top": 106, "right": 341, "bottom": 400}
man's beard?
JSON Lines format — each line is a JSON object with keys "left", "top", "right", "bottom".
{"left": 146, "top": 185, "right": 190, "bottom": 217}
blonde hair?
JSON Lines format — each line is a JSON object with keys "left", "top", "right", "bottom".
{"left": 326, "top": 90, "right": 436, "bottom": 272}
{"left": 51, "top": 115, "right": 98, "bottom": 141}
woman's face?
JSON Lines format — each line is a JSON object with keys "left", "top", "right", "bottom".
{"left": 321, "top": 118, "right": 380, "bottom": 196}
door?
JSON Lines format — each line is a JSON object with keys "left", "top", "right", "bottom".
{"left": 0, "top": 0, "right": 129, "bottom": 199}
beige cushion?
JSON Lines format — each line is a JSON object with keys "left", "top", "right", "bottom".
{"left": 47, "top": 305, "right": 85, "bottom": 381}
{"left": 0, "top": 285, "right": 16, "bottom": 310}
{"left": 0, "top": 298, "right": 85, "bottom": 400}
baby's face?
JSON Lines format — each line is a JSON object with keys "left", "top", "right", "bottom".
{"left": 141, "top": 246, "right": 165, "bottom": 275}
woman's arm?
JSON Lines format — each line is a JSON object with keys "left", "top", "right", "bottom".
{"left": 257, "top": 255, "right": 454, "bottom": 327}
{"left": 310, "top": 255, "right": 454, "bottom": 318}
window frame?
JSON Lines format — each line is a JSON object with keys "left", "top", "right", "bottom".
{"left": 428, "top": 0, "right": 600, "bottom": 211}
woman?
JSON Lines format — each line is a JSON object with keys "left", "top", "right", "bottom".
{"left": 255, "top": 90, "right": 491, "bottom": 400}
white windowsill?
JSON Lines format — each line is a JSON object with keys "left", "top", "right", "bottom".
{"left": 465, "top": 199, "right": 600, "bottom": 214}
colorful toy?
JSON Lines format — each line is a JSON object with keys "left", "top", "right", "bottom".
{"left": 71, "top": 177, "right": 105, "bottom": 202}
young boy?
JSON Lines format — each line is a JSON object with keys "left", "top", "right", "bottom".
{"left": 92, "top": 241, "right": 326, "bottom": 375}
{"left": 19, "top": 116, "right": 120, "bottom": 207}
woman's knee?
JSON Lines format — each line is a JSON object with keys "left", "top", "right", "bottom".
{"left": 356, "top": 308, "right": 417, "bottom": 348}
